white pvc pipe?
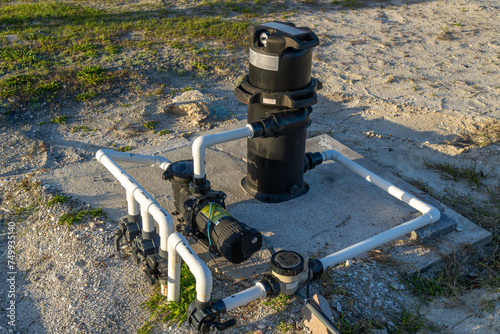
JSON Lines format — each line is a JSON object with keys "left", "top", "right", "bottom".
{"left": 126, "top": 191, "right": 140, "bottom": 217}
{"left": 220, "top": 282, "right": 267, "bottom": 312}
{"left": 167, "top": 233, "right": 213, "bottom": 303}
{"left": 98, "top": 149, "right": 172, "bottom": 170}
{"left": 167, "top": 234, "right": 182, "bottom": 301}
{"left": 319, "top": 150, "right": 441, "bottom": 269}
{"left": 192, "top": 125, "right": 254, "bottom": 180}
{"left": 321, "top": 150, "right": 438, "bottom": 215}
{"left": 141, "top": 206, "right": 154, "bottom": 234}
{"left": 96, "top": 150, "right": 175, "bottom": 257}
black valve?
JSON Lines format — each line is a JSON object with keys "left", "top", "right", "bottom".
{"left": 187, "top": 300, "right": 236, "bottom": 333}
{"left": 114, "top": 217, "right": 169, "bottom": 285}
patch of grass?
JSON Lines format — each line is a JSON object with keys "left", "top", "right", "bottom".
{"left": 0, "top": 74, "right": 61, "bottom": 99}
{"left": 332, "top": 0, "right": 366, "bottom": 8}
{"left": 158, "top": 130, "right": 171, "bottom": 136}
{"left": 11, "top": 203, "right": 38, "bottom": 221}
{"left": 335, "top": 312, "right": 381, "bottom": 333}
{"left": 393, "top": 311, "right": 424, "bottom": 334}
{"left": 403, "top": 275, "right": 458, "bottom": 301}
{"left": 277, "top": 318, "right": 295, "bottom": 333}
{"left": 75, "top": 91, "right": 98, "bottom": 101}
{"left": 480, "top": 298, "right": 497, "bottom": 312}
{"left": 262, "top": 294, "right": 291, "bottom": 312}
{"left": 50, "top": 116, "right": 70, "bottom": 124}
{"left": 139, "top": 264, "right": 196, "bottom": 334}
{"left": 192, "top": 61, "right": 209, "bottom": 71}
{"left": 199, "top": 0, "right": 266, "bottom": 15}
{"left": 71, "top": 126, "right": 92, "bottom": 133}
{"left": 424, "top": 161, "right": 484, "bottom": 186}
{"left": 0, "top": 0, "right": 272, "bottom": 115}
{"left": 116, "top": 145, "right": 132, "bottom": 152}
{"left": 47, "top": 194, "right": 69, "bottom": 207}
{"left": 77, "top": 65, "right": 109, "bottom": 86}
{"left": 59, "top": 207, "right": 105, "bottom": 226}
{"left": 452, "top": 120, "right": 500, "bottom": 148}
{"left": 143, "top": 121, "right": 158, "bottom": 131}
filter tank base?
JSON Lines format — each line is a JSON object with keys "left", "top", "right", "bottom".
{"left": 241, "top": 177, "right": 309, "bottom": 203}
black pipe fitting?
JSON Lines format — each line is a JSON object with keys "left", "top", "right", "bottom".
{"left": 304, "top": 152, "right": 324, "bottom": 172}
{"left": 250, "top": 107, "right": 311, "bottom": 138}
{"left": 187, "top": 300, "right": 236, "bottom": 333}
{"left": 309, "top": 258, "right": 324, "bottom": 280}
{"left": 127, "top": 213, "right": 141, "bottom": 223}
{"left": 259, "top": 276, "right": 281, "bottom": 297}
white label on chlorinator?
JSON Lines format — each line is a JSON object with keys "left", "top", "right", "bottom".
{"left": 249, "top": 48, "right": 279, "bottom": 71}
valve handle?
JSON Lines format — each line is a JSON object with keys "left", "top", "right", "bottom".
{"left": 209, "top": 319, "right": 236, "bottom": 333}
{"left": 114, "top": 229, "right": 123, "bottom": 251}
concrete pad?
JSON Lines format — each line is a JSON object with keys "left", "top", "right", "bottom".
{"left": 38, "top": 121, "right": 491, "bottom": 281}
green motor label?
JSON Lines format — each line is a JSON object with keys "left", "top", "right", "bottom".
{"left": 200, "top": 203, "right": 232, "bottom": 225}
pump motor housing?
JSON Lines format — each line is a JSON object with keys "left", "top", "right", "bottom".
{"left": 163, "top": 160, "right": 262, "bottom": 264}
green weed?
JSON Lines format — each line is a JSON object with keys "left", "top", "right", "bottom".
{"left": 139, "top": 264, "right": 196, "bottom": 334}
{"left": 116, "top": 146, "right": 132, "bottom": 152}
{"left": 262, "top": 294, "right": 291, "bottom": 312}
{"left": 143, "top": 121, "right": 158, "bottom": 131}
{"left": 59, "top": 208, "right": 105, "bottom": 226}
{"left": 403, "top": 275, "right": 458, "bottom": 301}
{"left": 158, "top": 130, "right": 171, "bottom": 136}
{"left": 77, "top": 65, "right": 109, "bottom": 86}
{"left": 332, "top": 0, "right": 366, "bottom": 8}
{"left": 393, "top": 311, "right": 424, "bottom": 334}
{"left": 277, "top": 318, "right": 295, "bottom": 333}
{"left": 71, "top": 126, "right": 92, "bottom": 133}
{"left": 480, "top": 299, "right": 497, "bottom": 312}
{"left": 335, "top": 312, "right": 381, "bottom": 333}
{"left": 424, "top": 161, "right": 484, "bottom": 186}
{"left": 47, "top": 194, "right": 69, "bottom": 207}
{"left": 50, "top": 116, "right": 70, "bottom": 124}
{"left": 11, "top": 203, "right": 38, "bottom": 221}
{"left": 192, "top": 61, "right": 209, "bottom": 71}
{"left": 75, "top": 91, "right": 98, "bottom": 101}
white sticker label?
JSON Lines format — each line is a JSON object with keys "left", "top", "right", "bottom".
{"left": 249, "top": 48, "right": 279, "bottom": 71}
{"left": 262, "top": 98, "right": 277, "bottom": 105}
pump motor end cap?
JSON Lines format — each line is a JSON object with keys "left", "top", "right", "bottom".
{"left": 270, "top": 250, "right": 304, "bottom": 276}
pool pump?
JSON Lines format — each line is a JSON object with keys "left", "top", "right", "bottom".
{"left": 163, "top": 160, "right": 262, "bottom": 264}
{"left": 235, "top": 22, "right": 322, "bottom": 203}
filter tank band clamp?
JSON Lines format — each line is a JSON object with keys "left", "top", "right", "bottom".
{"left": 248, "top": 22, "right": 320, "bottom": 53}
{"left": 234, "top": 75, "right": 322, "bottom": 108}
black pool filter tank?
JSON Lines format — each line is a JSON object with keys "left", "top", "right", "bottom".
{"left": 235, "top": 22, "right": 322, "bottom": 203}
